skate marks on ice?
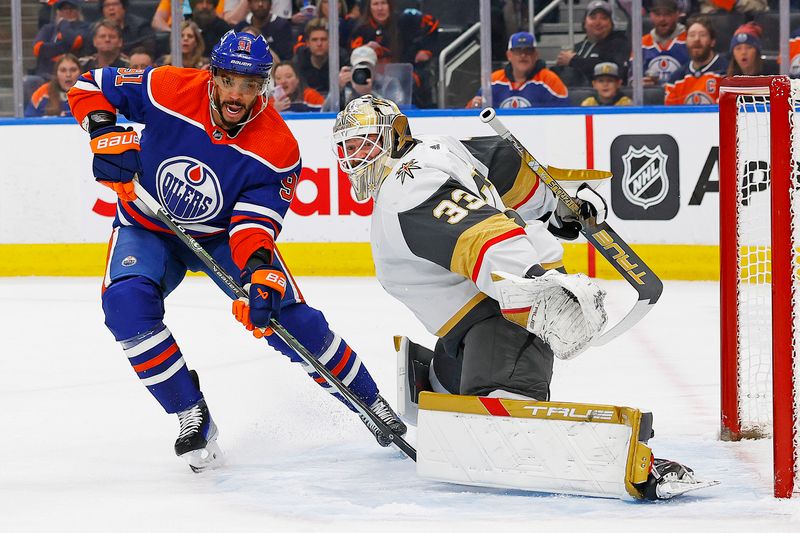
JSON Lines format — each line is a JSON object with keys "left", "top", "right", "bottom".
{"left": 0, "top": 278, "right": 799, "bottom": 532}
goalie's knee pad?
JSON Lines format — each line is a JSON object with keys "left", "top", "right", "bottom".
{"left": 102, "top": 276, "right": 166, "bottom": 341}
{"left": 459, "top": 315, "right": 553, "bottom": 400}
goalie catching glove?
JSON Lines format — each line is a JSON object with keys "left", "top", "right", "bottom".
{"left": 232, "top": 264, "right": 287, "bottom": 338}
{"left": 492, "top": 269, "right": 607, "bottom": 359}
{"left": 548, "top": 183, "right": 608, "bottom": 241}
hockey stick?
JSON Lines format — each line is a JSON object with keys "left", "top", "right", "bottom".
{"left": 131, "top": 180, "right": 417, "bottom": 461}
{"left": 479, "top": 108, "right": 662, "bottom": 345}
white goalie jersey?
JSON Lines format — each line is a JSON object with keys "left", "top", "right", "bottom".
{"left": 370, "top": 134, "right": 563, "bottom": 353}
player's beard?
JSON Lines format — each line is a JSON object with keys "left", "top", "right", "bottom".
{"left": 212, "top": 91, "right": 256, "bottom": 131}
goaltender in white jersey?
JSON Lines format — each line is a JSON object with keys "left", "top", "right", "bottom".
{"left": 332, "top": 95, "right": 717, "bottom": 500}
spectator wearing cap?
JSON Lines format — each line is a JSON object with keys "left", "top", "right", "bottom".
{"left": 25, "top": 53, "right": 81, "bottom": 117}
{"left": 698, "top": 0, "right": 767, "bottom": 16}
{"left": 325, "top": 45, "right": 404, "bottom": 110}
{"left": 581, "top": 62, "right": 632, "bottom": 106}
{"left": 727, "top": 23, "right": 777, "bottom": 77}
{"left": 99, "top": 0, "right": 155, "bottom": 56}
{"left": 641, "top": 0, "right": 688, "bottom": 86}
{"left": 189, "top": 0, "right": 233, "bottom": 55}
{"left": 293, "top": 18, "right": 349, "bottom": 95}
{"left": 32, "top": 0, "right": 90, "bottom": 80}
{"left": 664, "top": 16, "right": 728, "bottom": 105}
{"left": 79, "top": 18, "right": 129, "bottom": 70}
{"left": 555, "top": 0, "right": 630, "bottom": 87}
{"left": 468, "top": 32, "right": 568, "bottom": 109}
{"left": 233, "top": 0, "right": 293, "bottom": 62}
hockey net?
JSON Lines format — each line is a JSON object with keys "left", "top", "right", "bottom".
{"left": 719, "top": 76, "right": 800, "bottom": 498}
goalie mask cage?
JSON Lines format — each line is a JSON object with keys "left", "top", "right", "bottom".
{"left": 719, "top": 76, "right": 800, "bottom": 498}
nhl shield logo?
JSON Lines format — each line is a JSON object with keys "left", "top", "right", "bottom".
{"left": 156, "top": 156, "right": 223, "bottom": 223}
{"left": 610, "top": 134, "right": 680, "bottom": 220}
{"left": 621, "top": 145, "right": 669, "bottom": 209}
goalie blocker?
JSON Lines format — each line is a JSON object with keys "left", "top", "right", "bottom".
{"left": 396, "top": 338, "right": 719, "bottom": 500}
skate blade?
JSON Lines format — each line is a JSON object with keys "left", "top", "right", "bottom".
{"left": 181, "top": 439, "right": 224, "bottom": 473}
{"left": 657, "top": 479, "right": 720, "bottom": 499}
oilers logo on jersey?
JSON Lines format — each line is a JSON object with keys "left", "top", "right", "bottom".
{"left": 157, "top": 156, "right": 224, "bottom": 223}
{"left": 499, "top": 96, "right": 532, "bottom": 109}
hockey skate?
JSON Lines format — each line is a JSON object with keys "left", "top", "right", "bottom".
{"left": 360, "top": 395, "right": 407, "bottom": 447}
{"left": 174, "top": 398, "right": 223, "bottom": 473}
{"left": 635, "top": 458, "right": 720, "bottom": 500}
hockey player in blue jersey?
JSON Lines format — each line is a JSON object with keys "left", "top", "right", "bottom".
{"left": 68, "top": 30, "right": 405, "bottom": 472}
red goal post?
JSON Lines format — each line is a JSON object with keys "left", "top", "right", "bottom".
{"left": 719, "top": 75, "right": 799, "bottom": 498}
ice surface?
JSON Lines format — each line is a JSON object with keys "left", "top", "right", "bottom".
{"left": 1, "top": 277, "right": 799, "bottom": 532}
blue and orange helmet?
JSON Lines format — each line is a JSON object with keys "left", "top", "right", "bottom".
{"left": 210, "top": 30, "right": 273, "bottom": 78}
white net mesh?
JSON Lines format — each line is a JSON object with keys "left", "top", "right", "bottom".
{"left": 734, "top": 84, "right": 800, "bottom": 492}
{"left": 735, "top": 93, "right": 774, "bottom": 437}
{"left": 791, "top": 81, "right": 800, "bottom": 492}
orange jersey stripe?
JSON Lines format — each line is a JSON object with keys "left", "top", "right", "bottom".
{"left": 331, "top": 346, "right": 353, "bottom": 377}
{"left": 132, "top": 343, "right": 178, "bottom": 372}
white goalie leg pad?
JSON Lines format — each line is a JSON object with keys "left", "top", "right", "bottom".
{"left": 415, "top": 392, "right": 653, "bottom": 499}
{"left": 492, "top": 270, "right": 608, "bottom": 360}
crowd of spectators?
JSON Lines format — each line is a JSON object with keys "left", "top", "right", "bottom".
{"left": 19, "top": 0, "right": 800, "bottom": 117}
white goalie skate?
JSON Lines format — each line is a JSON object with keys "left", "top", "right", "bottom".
{"left": 635, "top": 458, "right": 720, "bottom": 500}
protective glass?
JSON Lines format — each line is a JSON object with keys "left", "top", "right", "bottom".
{"left": 213, "top": 71, "right": 268, "bottom": 96}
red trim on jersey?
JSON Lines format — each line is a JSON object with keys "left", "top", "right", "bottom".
{"left": 502, "top": 306, "right": 532, "bottom": 315}
{"left": 479, "top": 397, "right": 511, "bottom": 416}
{"left": 133, "top": 343, "right": 178, "bottom": 372}
{"left": 120, "top": 201, "right": 173, "bottom": 234}
{"left": 230, "top": 229, "right": 274, "bottom": 270}
{"left": 471, "top": 227, "right": 527, "bottom": 282}
{"left": 68, "top": 71, "right": 116, "bottom": 126}
{"left": 512, "top": 178, "right": 541, "bottom": 209}
{"left": 148, "top": 67, "right": 301, "bottom": 171}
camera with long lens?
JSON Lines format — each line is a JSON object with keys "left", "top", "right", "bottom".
{"left": 352, "top": 65, "right": 373, "bottom": 85}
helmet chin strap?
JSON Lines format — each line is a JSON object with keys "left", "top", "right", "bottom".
{"left": 207, "top": 79, "right": 269, "bottom": 138}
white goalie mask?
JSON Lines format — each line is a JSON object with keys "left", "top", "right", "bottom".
{"left": 332, "top": 95, "right": 414, "bottom": 201}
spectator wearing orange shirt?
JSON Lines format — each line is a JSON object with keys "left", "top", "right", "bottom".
{"left": 33, "top": 0, "right": 89, "bottom": 80}
{"left": 664, "top": 17, "right": 728, "bottom": 105}
{"left": 271, "top": 62, "right": 324, "bottom": 112}
{"left": 25, "top": 54, "right": 81, "bottom": 117}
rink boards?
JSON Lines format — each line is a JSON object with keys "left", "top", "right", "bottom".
{"left": 0, "top": 107, "right": 722, "bottom": 279}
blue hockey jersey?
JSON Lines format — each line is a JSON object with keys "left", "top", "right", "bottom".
{"left": 68, "top": 66, "right": 302, "bottom": 270}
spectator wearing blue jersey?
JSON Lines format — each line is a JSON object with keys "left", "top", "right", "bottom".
{"left": 467, "top": 31, "right": 568, "bottom": 109}
{"left": 25, "top": 53, "right": 81, "bottom": 117}
{"left": 32, "top": 0, "right": 90, "bottom": 80}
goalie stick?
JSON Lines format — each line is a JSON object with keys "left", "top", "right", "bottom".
{"left": 131, "top": 179, "right": 417, "bottom": 461}
{"left": 479, "top": 108, "right": 662, "bottom": 345}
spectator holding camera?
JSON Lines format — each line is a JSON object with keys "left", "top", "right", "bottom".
{"left": 271, "top": 62, "right": 324, "bottom": 112}
{"left": 33, "top": 0, "right": 90, "bottom": 80}
{"left": 325, "top": 45, "right": 402, "bottom": 111}
{"left": 25, "top": 53, "right": 81, "bottom": 117}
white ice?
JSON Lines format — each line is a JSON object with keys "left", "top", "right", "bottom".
{"left": 1, "top": 276, "right": 799, "bottom": 532}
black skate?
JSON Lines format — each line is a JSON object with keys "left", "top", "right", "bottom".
{"left": 360, "top": 395, "right": 407, "bottom": 447}
{"left": 175, "top": 397, "right": 223, "bottom": 472}
{"left": 635, "top": 457, "right": 719, "bottom": 500}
